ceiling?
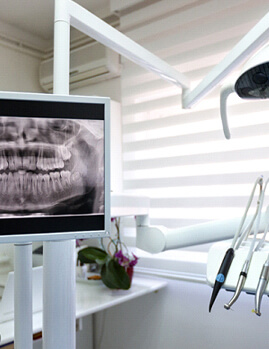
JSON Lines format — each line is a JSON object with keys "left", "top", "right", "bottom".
{"left": 0, "top": 0, "right": 111, "bottom": 52}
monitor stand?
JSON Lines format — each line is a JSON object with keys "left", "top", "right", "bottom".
{"left": 13, "top": 240, "right": 76, "bottom": 349}
{"left": 14, "top": 243, "right": 33, "bottom": 349}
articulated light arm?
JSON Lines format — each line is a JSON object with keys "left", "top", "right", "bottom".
{"left": 219, "top": 81, "right": 235, "bottom": 139}
{"left": 68, "top": 0, "right": 190, "bottom": 90}
{"left": 182, "top": 11, "right": 269, "bottom": 108}
{"left": 63, "top": 1, "right": 269, "bottom": 109}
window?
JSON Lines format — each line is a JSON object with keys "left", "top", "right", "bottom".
{"left": 120, "top": 1, "right": 269, "bottom": 250}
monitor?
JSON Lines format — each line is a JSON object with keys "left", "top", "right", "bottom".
{"left": 0, "top": 92, "right": 110, "bottom": 243}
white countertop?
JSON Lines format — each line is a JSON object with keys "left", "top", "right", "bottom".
{"left": 0, "top": 275, "right": 167, "bottom": 346}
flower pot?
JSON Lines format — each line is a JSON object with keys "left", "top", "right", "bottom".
{"left": 126, "top": 266, "right": 134, "bottom": 285}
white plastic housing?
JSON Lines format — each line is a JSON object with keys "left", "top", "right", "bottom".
{"left": 207, "top": 240, "right": 269, "bottom": 295}
{"left": 136, "top": 215, "right": 267, "bottom": 253}
{"left": 220, "top": 81, "right": 235, "bottom": 139}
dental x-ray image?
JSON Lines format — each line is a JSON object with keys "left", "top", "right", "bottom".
{"left": 0, "top": 116, "right": 104, "bottom": 217}
{"left": 0, "top": 94, "right": 109, "bottom": 240}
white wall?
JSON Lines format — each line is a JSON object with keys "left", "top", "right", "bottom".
{"left": 71, "top": 76, "right": 121, "bottom": 103}
{"left": 0, "top": 45, "right": 42, "bottom": 92}
{"left": 0, "top": 42, "right": 121, "bottom": 100}
{"left": 94, "top": 277, "right": 269, "bottom": 349}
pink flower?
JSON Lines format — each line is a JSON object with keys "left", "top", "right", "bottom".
{"left": 114, "top": 250, "right": 138, "bottom": 267}
{"left": 114, "top": 250, "right": 129, "bottom": 266}
{"left": 129, "top": 253, "right": 138, "bottom": 267}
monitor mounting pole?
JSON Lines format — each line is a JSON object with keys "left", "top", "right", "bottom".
{"left": 42, "top": 1, "right": 76, "bottom": 349}
{"left": 14, "top": 243, "right": 33, "bottom": 349}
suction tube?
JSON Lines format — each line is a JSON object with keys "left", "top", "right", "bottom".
{"left": 220, "top": 81, "right": 235, "bottom": 139}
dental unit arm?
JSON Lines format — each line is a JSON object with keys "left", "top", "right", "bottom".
{"left": 136, "top": 212, "right": 268, "bottom": 253}
{"left": 136, "top": 209, "right": 269, "bottom": 314}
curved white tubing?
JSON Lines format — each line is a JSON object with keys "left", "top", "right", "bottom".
{"left": 220, "top": 81, "right": 235, "bottom": 139}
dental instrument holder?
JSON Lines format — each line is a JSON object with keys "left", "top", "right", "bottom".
{"left": 207, "top": 240, "right": 269, "bottom": 304}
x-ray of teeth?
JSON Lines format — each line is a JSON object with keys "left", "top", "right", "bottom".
{"left": 0, "top": 116, "right": 104, "bottom": 217}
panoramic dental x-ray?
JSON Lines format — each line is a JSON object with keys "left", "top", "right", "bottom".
{"left": 0, "top": 116, "right": 104, "bottom": 217}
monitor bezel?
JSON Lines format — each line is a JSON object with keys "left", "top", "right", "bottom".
{"left": 0, "top": 92, "right": 110, "bottom": 243}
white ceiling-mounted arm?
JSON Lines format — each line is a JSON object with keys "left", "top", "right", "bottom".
{"left": 220, "top": 81, "right": 235, "bottom": 140}
{"left": 182, "top": 11, "right": 269, "bottom": 109}
{"left": 67, "top": 0, "right": 269, "bottom": 109}
{"left": 68, "top": 0, "right": 190, "bottom": 90}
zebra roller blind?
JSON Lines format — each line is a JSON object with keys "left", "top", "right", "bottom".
{"left": 119, "top": 0, "right": 269, "bottom": 241}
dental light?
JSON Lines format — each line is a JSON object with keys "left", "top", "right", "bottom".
{"left": 220, "top": 44, "right": 269, "bottom": 139}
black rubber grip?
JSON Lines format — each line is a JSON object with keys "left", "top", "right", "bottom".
{"left": 209, "top": 248, "right": 235, "bottom": 312}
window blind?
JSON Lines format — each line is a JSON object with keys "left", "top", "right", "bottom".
{"left": 119, "top": 0, "right": 269, "bottom": 242}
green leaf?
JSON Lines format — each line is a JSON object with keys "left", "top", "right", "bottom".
{"left": 101, "top": 259, "right": 131, "bottom": 290}
{"left": 78, "top": 247, "right": 108, "bottom": 265}
{"left": 96, "top": 256, "right": 111, "bottom": 265}
{"left": 100, "top": 264, "right": 118, "bottom": 289}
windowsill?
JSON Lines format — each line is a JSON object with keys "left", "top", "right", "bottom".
{"left": 130, "top": 247, "right": 208, "bottom": 284}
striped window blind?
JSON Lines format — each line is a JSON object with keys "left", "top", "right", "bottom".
{"left": 119, "top": 0, "right": 269, "bottom": 245}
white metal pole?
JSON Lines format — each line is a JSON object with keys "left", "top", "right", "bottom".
{"left": 53, "top": 0, "right": 70, "bottom": 95}
{"left": 14, "top": 243, "right": 33, "bottom": 349}
{"left": 43, "top": 1, "right": 76, "bottom": 349}
{"left": 43, "top": 240, "right": 76, "bottom": 349}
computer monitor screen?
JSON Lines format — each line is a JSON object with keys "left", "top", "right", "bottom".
{"left": 0, "top": 92, "right": 110, "bottom": 243}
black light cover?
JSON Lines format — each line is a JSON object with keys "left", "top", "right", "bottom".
{"left": 235, "top": 62, "right": 269, "bottom": 99}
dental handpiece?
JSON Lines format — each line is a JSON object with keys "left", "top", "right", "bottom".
{"left": 254, "top": 260, "right": 269, "bottom": 316}
{"left": 209, "top": 248, "right": 234, "bottom": 312}
{"left": 224, "top": 260, "right": 249, "bottom": 310}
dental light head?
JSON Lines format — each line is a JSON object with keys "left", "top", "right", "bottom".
{"left": 220, "top": 45, "right": 269, "bottom": 139}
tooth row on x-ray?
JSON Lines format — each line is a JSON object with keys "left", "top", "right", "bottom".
{"left": 0, "top": 117, "right": 104, "bottom": 215}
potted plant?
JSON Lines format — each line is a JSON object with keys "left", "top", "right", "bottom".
{"left": 77, "top": 218, "right": 138, "bottom": 290}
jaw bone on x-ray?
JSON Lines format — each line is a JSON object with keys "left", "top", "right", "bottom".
{"left": 0, "top": 117, "right": 104, "bottom": 217}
